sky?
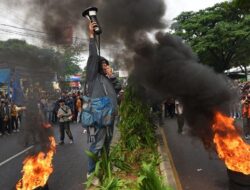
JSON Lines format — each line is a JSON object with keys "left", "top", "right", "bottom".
{"left": 0, "top": 0, "right": 228, "bottom": 69}
{"left": 165, "top": 0, "right": 228, "bottom": 20}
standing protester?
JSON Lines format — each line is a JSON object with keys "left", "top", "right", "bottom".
{"left": 75, "top": 96, "right": 82, "bottom": 123}
{"left": 0, "top": 101, "right": 3, "bottom": 136}
{"left": 99, "top": 57, "right": 122, "bottom": 148}
{"left": 11, "top": 102, "right": 19, "bottom": 132}
{"left": 83, "top": 21, "right": 118, "bottom": 181}
{"left": 165, "top": 98, "right": 175, "bottom": 118}
{"left": 40, "top": 95, "right": 48, "bottom": 119}
{"left": 175, "top": 99, "right": 184, "bottom": 134}
{"left": 57, "top": 99, "right": 74, "bottom": 145}
{"left": 3, "top": 101, "right": 11, "bottom": 134}
{"left": 241, "top": 93, "right": 250, "bottom": 140}
{"left": 53, "top": 99, "right": 60, "bottom": 124}
{"left": 46, "top": 98, "right": 54, "bottom": 123}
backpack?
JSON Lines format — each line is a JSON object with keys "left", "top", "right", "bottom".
{"left": 81, "top": 96, "right": 114, "bottom": 128}
{"left": 81, "top": 76, "right": 114, "bottom": 128}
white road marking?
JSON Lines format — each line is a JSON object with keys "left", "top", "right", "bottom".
{"left": 0, "top": 145, "right": 34, "bottom": 167}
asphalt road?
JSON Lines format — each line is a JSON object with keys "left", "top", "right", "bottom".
{"left": 0, "top": 123, "right": 89, "bottom": 190}
{"left": 162, "top": 118, "right": 250, "bottom": 190}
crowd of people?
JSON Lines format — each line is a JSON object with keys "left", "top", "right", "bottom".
{"left": 0, "top": 90, "right": 86, "bottom": 136}
{"left": 0, "top": 95, "right": 24, "bottom": 136}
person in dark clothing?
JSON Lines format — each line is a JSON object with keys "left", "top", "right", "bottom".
{"left": 165, "top": 98, "right": 175, "bottom": 118}
{"left": 23, "top": 100, "right": 39, "bottom": 146}
{"left": 0, "top": 101, "right": 4, "bottom": 136}
{"left": 99, "top": 58, "right": 122, "bottom": 153}
{"left": 84, "top": 22, "right": 118, "bottom": 182}
{"left": 52, "top": 99, "right": 60, "bottom": 123}
{"left": 2, "top": 101, "right": 11, "bottom": 134}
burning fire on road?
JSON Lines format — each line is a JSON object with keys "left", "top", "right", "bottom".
{"left": 213, "top": 112, "right": 250, "bottom": 186}
{"left": 16, "top": 133, "right": 56, "bottom": 190}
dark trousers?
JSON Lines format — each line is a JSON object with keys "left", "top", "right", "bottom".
{"left": 59, "top": 121, "right": 73, "bottom": 142}
{"left": 11, "top": 116, "right": 18, "bottom": 130}
{"left": 0, "top": 119, "right": 3, "bottom": 134}
{"left": 52, "top": 111, "right": 57, "bottom": 123}
{"left": 4, "top": 120, "right": 11, "bottom": 133}
{"left": 0, "top": 118, "right": 4, "bottom": 133}
{"left": 177, "top": 114, "right": 184, "bottom": 133}
{"left": 165, "top": 103, "right": 175, "bottom": 118}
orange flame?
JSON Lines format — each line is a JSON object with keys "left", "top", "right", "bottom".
{"left": 16, "top": 137, "right": 56, "bottom": 190}
{"left": 212, "top": 112, "right": 250, "bottom": 175}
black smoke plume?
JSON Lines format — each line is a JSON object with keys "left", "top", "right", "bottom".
{"left": 6, "top": 0, "right": 166, "bottom": 45}
{"left": 98, "top": 0, "right": 166, "bottom": 45}
{"left": 131, "top": 33, "right": 235, "bottom": 148}
{"left": 5, "top": 0, "right": 236, "bottom": 148}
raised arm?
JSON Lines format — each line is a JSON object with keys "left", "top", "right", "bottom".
{"left": 86, "top": 22, "right": 99, "bottom": 82}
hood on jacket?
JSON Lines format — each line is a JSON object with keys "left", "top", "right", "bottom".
{"left": 98, "top": 56, "right": 109, "bottom": 74}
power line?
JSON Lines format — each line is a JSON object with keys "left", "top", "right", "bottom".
{"left": 0, "top": 7, "right": 89, "bottom": 43}
{"left": 0, "top": 25, "right": 120, "bottom": 51}
{"left": 0, "top": 5, "right": 41, "bottom": 30}
{"left": 0, "top": 24, "right": 46, "bottom": 34}
{"left": 0, "top": 23, "right": 89, "bottom": 43}
{"left": 0, "top": 28, "right": 48, "bottom": 41}
{"left": 0, "top": 28, "right": 89, "bottom": 51}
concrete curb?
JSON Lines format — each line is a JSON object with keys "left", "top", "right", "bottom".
{"left": 156, "top": 126, "right": 183, "bottom": 190}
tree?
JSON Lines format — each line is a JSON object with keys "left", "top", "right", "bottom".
{"left": 233, "top": 0, "right": 250, "bottom": 10}
{"left": 172, "top": 1, "right": 250, "bottom": 74}
{"left": 0, "top": 39, "right": 82, "bottom": 77}
{"left": 62, "top": 47, "right": 82, "bottom": 75}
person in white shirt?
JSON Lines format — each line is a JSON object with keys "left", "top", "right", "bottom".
{"left": 175, "top": 100, "right": 184, "bottom": 134}
{"left": 57, "top": 99, "right": 74, "bottom": 145}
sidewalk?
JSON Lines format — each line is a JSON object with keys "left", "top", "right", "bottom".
{"left": 156, "top": 125, "right": 183, "bottom": 190}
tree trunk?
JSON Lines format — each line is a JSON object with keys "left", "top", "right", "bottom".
{"left": 244, "top": 65, "right": 248, "bottom": 81}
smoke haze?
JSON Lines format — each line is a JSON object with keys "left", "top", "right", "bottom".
{"left": 131, "top": 32, "right": 235, "bottom": 147}
{"left": 2, "top": 0, "right": 236, "bottom": 148}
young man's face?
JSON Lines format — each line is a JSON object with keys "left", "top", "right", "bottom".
{"left": 101, "top": 61, "right": 108, "bottom": 74}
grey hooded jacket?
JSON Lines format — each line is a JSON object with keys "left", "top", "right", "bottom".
{"left": 85, "top": 38, "right": 118, "bottom": 111}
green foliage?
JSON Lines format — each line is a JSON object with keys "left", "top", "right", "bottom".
{"left": 0, "top": 39, "right": 82, "bottom": 76}
{"left": 110, "top": 145, "right": 132, "bottom": 172}
{"left": 233, "top": 0, "right": 250, "bottom": 10}
{"left": 137, "top": 162, "right": 172, "bottom": 190}
{"left": 99, "top": 177, "right": 125, "bottom": 190}
{"left": 172, "top": 1, "right": 250, "bottom": 73}
{"left": 118, "top": 86, "right": 156, "bottom": 150}
{"left": 85, "top": 148, "right": 128, "bottom": 189}
{"left": 62, "top": 47, "right": 82, "bottom": 75}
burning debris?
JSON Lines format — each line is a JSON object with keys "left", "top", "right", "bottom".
{"left": 16, "top": 136, "right": 56, "bottom": 190}
{"left": 213, "top": 112, "right": 250, "bottom": 175}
